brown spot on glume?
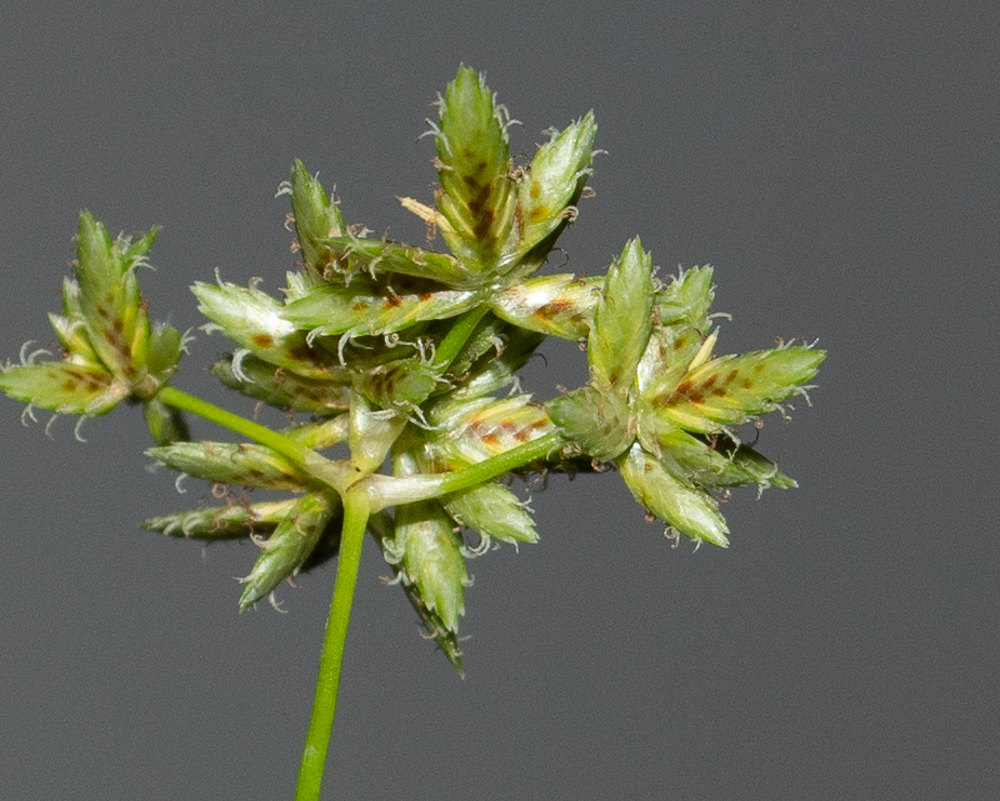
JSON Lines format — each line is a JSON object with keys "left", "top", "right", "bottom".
{"left": 62, "top": 379, "right": 78, "bottom": 393}
{"left": 465, "top": 181, "right": 489, "bottom": 215}
{"left": 97, "top": 306, "right": 111, "bottom": 320}
{"left": 754, "top": 362, "right": 765, "bottom": 372}
{"left": 105, "top": 292, "right": 115, "bottom": 305}
{"left": 687, "top": 391, "right": 704, "bottom": 404}
{"left": 481, "top": 432, "right": 500, "bottom": 448}
{"left": 537, "top": 299, "right": 571, "bottom": 319}
{"left": 352, "top": 300, "right": 369, "bottom": 313}
{"left": 419, "top": 292, "right": 433, "bottom": 302}
{"left": 739, "top": 378, "right": 753, "bottom": 389}
{"left": 530, "top": 180, "right": 541, "bottom": 200}
{"left": 496, "top": 419, "right": 519, "bottom": 440}
{"left": 513, "top": 428, "right": 531, "bottom": 442}
{"left": 103, "top": 330, "right": 117, "bottom": 346}
{"left": 113, "top": 319, "right": 125, "bottom": 334}
{"left": 675, "top": 379, "right": 694, "bottom": 396}
{"left": 252, "top": 334, "right": 275, "bottom": 349}
{"left": 702, "top": 374, "right": 718, "bottom": 389}
{"left": 726, "top": 369, "right": 739, "bottom": 384}
{"left": 473, "top": 207, "right": 495, "bottom": 239}
{"left": 384, "top": 294, "right": 402, "bottom": 309}
{"left": 711, "top": 387, "right": 727, "bottom": 397}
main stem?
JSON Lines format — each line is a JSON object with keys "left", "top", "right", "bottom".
{"left": 156, "top": 378, "right": 560, "bottom": 801}
{"left": 295, "top": 489, "right": 370, "bottom": 800}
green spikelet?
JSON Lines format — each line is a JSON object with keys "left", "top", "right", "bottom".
{"left": 74, "top": 212, "right": 158, "bottom": 386}
{"left": 239, "top": 492, "right": 341, "bottom": 610}
{"left": 144, "top": 499, "right": 300, "bottom": 540}
{"left": 589, "top": 237, "right": 654, "bottom": 388}
{"left": 0, "top": 213, "right": 184, "bottom": 421}
{"left": 0, "top": 360, "right": 126, "bottom": 416}
{"left": 618, "top": 442, "right": 730, "bottom": 548}
{"left": 548, "top": 384, "right": 633, "bottom": 462}
{"left": 282, "top": 277, "right": 476, "bottom": 341}
{"left": 431, "top": 66, "right": 516, "bottom": 273}
{"left": 288, "top": 159, "right": 347, "bottom": 282}
{"left": 505, "top": 111, "right": 596, "bottom": 272}
{"left": 648, "top": 343, "right": 825, "bottom": 434}
{"left": 192, "top": 279, "right": 339, "bottom": 380}
{"left": 443, "top": 480, "right": 539, "bottom": 544}
{"left": 490, "top": 273, "right": 601, "bottom": 340}
{"left": 386, "top": 499, "right": 468, "bottom": 635}
{"left": 146, "top": 441, "right": 311, "bottom": 491}
{"left": 210, "top": 353, "right": 352, "bottom": 415}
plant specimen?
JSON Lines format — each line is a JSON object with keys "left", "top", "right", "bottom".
{"left": 0, "top": 66, "right": 824, "bottom": 799}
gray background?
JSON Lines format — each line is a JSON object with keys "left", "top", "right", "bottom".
{"left": 2, "top": 3, "right": 997, "bottom": 800}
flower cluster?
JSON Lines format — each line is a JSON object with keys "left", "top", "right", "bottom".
{"left": 0, "top": 213, "right": 187, "bottom": 443}
{"left": 1, "top": 66, "right": 823, "bottom": 673}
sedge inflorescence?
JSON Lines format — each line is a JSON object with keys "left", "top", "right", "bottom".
{"left": 0, "top": 66, "right": 823, "bottom": 672}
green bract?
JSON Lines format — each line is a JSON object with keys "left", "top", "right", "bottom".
{"left": 0, "top": 65, "right": 825, "bottom": 671}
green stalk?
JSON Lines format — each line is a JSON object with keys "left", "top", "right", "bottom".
{"left": 157, "top": 387, "right": 376, "bottom": 798}
{"left": 295, "top": 488, "right": 370, "bottom": 801}
{"left": 432, "top": 305, "right": 489, "bottom": 371}
{"left": 157, "top": 385, "right": 312, "bottom": 467}
{"left": 437, "top": 431, "right": 563, "bottom": 492}
{"left": 363, "top": 431, "right": 565, "bottom": 511}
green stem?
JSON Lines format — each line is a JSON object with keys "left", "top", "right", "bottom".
{"left": 158, "top": 385, "right": 358, "bottom": 497}
{"left": 438, "top": 431, "right": 563, "bottom": 492}
{"left": 157, "top": 385, "right": 311, "bottom": 467}
{"left": 432, "top": 305, "right": 489, "bottom": 371}
{"left": 295, "top": 489, "right": 370, "bottom": 801}
{"left": 363, "top": 431, "right": 565, "bottom": 511}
